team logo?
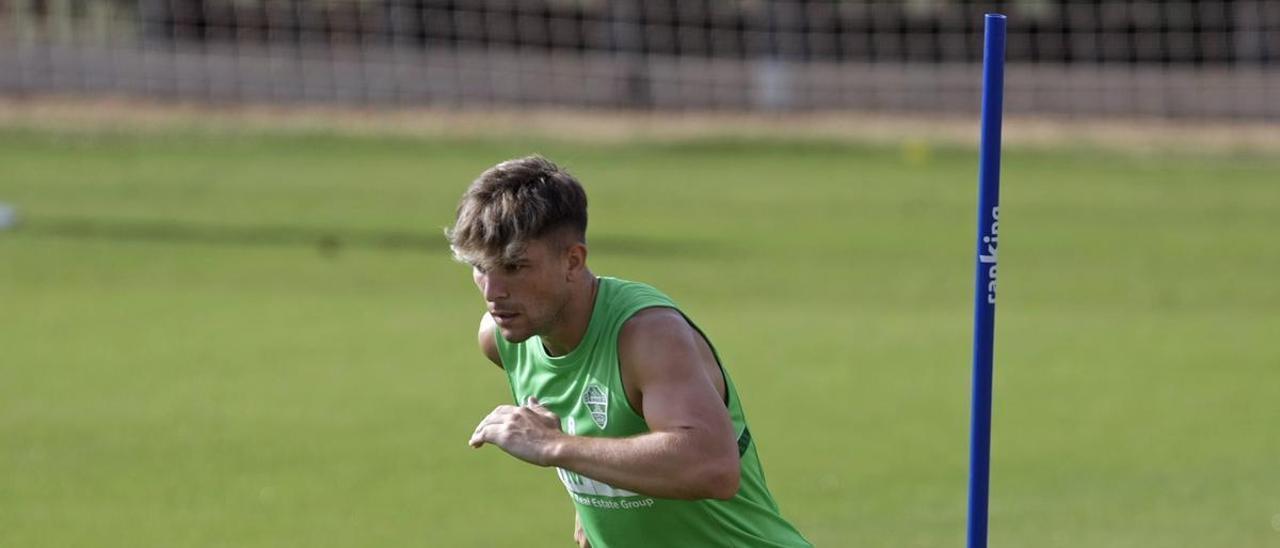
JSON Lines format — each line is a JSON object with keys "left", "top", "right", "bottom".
{"left": 582, "top": 383, "right": 609, "bottom": 429}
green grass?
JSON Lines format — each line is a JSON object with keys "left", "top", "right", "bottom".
{"left": 2, "top": 129, "right": 1278, "bottom": 547}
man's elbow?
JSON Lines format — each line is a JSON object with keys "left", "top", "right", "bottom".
{"left": 696, "top": 456, "right": 741, "bottom": 501}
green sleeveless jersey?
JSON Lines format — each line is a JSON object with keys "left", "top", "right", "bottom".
{"left": 495, "top": 276, "right": 811, "bottom": 548}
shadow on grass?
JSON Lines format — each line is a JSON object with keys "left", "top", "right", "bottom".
{"left": 7, "top": 217, "right": 725, "bottom": 258}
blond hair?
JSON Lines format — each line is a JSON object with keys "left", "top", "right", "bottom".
{"left": 446, "top": 155, "right": 588, "bottom": 269}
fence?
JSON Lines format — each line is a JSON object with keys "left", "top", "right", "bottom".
{"left": 2, "top": 0, "right": 1278, "bottom": 119}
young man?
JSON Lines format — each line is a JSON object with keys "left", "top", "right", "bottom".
{"left": 449, "top": 156, "right": 810, "bottom": 548}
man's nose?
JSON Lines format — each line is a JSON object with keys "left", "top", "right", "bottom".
{"left": 481, "top": 275, "right": 508, "bottom": 301}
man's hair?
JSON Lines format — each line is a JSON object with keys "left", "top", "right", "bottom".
{"left": 446, "top": 155, "right": 588, "bottom": 269}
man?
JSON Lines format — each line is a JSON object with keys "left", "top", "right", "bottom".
{"left": 449, "top": 156, "right": 811, "bottom": 547}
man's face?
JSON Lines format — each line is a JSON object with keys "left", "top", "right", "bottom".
{"left": 472, "top": 237, "right": 572, "bottom": 343}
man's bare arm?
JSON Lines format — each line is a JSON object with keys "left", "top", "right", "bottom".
{"left": 477, "top": 313, "right": 503, "bottom": 369}
{"left": 468, "top": 308, "right": 740, "bottom": 500}
{"left": 545, "top": 308, "right": 740, "bottom": 500}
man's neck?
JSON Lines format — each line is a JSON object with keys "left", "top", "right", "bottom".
{"left": 541, "top": 272, "right": 599, "bottom": 357}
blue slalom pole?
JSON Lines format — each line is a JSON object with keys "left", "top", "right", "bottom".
{"left": 967, "top": 13, "right": 1005, "bottom": 548}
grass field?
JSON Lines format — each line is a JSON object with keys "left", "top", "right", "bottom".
{"left": 1, "top": 128, "right": 1278, "bottom": 547}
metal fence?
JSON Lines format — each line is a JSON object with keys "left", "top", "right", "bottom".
{"left": 2, "top": 0, "right": 1278, "bottom": 119}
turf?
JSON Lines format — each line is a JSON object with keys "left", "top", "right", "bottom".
{"left": 1, "top": 129, "right": 1278, "bottom": 547}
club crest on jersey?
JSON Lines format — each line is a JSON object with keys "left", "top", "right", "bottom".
{"left": 582, "top": 383, "right": 609, "bottom": 429}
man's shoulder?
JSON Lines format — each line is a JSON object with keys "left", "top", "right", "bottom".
{"left": 477, "top": 312, "right": 503, "bottom": 368}
{"left": 619, "top": 306, "right": 685, "bottom": 334}
{"left": 597, "top": 275, "right": 685, "bottom": 341}
{"left": 600, "top": 275, "right": 654, "bottom": 293}
{"left": 600, "top": 276, "right": 677, "bottom": 309}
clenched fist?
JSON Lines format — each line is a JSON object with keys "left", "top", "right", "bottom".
{"left": 469, "top": 396, "right": 564, "bottom": 466}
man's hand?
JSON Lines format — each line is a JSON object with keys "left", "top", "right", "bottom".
{"left": 468, "top": 397, "right": 564, "bottom": 466}
{"left": 574, "top": 512, "right": 590, "bottom": 548}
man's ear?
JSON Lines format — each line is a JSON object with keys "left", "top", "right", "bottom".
{"left": 565, "top": 242, "right": 588, "bottom": 280}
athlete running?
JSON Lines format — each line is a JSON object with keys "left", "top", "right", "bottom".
{"left": 449, "top": 156, "right": 811, "bottom": 548}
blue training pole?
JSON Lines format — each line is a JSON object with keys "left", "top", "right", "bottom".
{"left": 967, "top": 13, "right": 1006, "bottom": 548}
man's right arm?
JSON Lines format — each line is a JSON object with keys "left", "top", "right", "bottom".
{"left": 480, "top": 315, "right": 585, "bottom": 542}
{"left": 477, "top": 313, "right": 503, "bottom": 369}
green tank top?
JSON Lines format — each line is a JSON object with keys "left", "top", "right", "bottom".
{"left": 495, "top": 276, "right": 811, "bottom": 548}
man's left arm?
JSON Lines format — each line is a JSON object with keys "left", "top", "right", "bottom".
{"left": 468, "top": 308, "right": 741, "bottom": 500}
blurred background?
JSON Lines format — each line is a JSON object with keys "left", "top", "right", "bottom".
{"left": 1, "top": 1, "right": 1278, "bottom": 547}
{"left": 3, "top": 0, "right": 1280, "bottom": 116}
